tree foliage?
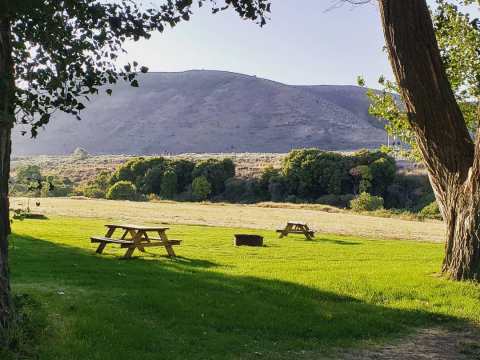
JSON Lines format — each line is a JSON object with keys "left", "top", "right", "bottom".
{"left": 192, "top": 158, "right": 235, "bottom": 195}
{"left": 106, "top": 180, "right": 137, "bottom": 200}
{"left": 359, "top": 0, "right": 480, "bottom": 159}
{"left": 191, "top": 176, "right": 212, "bottom": 200}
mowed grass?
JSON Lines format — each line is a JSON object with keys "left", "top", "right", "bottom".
{"left": 8, "top": 216, "right": 480, "bottom": 359}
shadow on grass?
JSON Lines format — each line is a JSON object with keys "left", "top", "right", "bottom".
{"left": 279, "top": 235, "right": 362, "bottom": 246}
{"left": 8, "top": 233, "right": 469, "bottom": 359}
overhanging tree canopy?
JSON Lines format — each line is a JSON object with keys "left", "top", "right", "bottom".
{"left": 0, "top": 0, "right": 271, "bottom": 331}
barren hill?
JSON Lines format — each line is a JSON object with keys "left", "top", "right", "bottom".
{"left": 12, "top": 70, "right": 387, "bottom": 155}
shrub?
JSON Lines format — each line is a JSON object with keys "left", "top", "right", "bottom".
{"left": 283, "top": 149, "right": 351, "bottom": 198}
{"left": 170, "top": 159, "right": 195, "bottom": 192}
{"left": 192, "top": 158, "right": 235, "bottom": 195}
{"left": 140, "top": 165, "right": 166, "bottom": 195}
{"left": 369, "top": 157, "right": 396, "bottom": 196}
{"left": 191, "top": 176, "right": 212, "bottom": 201}
{"left": 259, "top": 166, "right": 280, "bottom": 195}
{"left": 111, "top": 157, "right": 169, "bottom": 188}
{"left": 42, "top": 176, "right": 74, "bottom": 197}
{"left": 284, "top": 195, "right": 299, "bottom": 203}
{"left": 384, "top": 174, "right": 433, "bottom": 210}
{"left": 223, "top": 178, "right": 247, "bottom": 202}
{"left": 350, "top": 165, "right": 372, "bottom": 194}
{"left": 350, "top": 192, "right": 384, "bottom": 212}
{"left": 160, "top": 169, "right": 177, "bottom": 199}
{"left": 82, "top": 171, "right": 111, "bottom": 199}
{"left": 268, "top": 175, "right": 288, "bottom": 202}
{"left": 15, "top": 164, "right": 42, "bottom": 183}
{"left": 317, "top": 194, "right": 355, "bottom": 208}
{"left": 106, "top": 181, "right": 138, "bottom": 200}
{"left": 419, "top": 201, "right": 442, "bottom": 220}
{"left": 83, "top": 184, "right": 106, "bottom": 199}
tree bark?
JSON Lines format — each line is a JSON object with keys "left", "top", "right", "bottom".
{"left": 0, "top": 17, "right": 14, "bottom": 329}
{"left": 378, "top": 0, "right": 480, "bottom": 280}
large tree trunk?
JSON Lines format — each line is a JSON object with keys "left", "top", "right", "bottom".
{"left": 0, "top": 17, "right": 13, "bottom": 329}
{"left": 379, "top": 0, "right": 480, "bottom": 280}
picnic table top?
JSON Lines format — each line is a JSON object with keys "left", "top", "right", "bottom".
{"left": 286, "top": 221, "right": 308, "bottom": 226}
{"left": 105, "top": 224, "right": 169, "bottom": 232}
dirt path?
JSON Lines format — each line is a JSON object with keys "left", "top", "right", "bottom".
{"left": 338, "top": 327, "right": 480, "bottom": 360}
{"left": 11, "top": 197, "right": 445, "bottom": 242}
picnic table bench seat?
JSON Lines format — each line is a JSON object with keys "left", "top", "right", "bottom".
{"left": 146, "top": 237, "right": 182, "bottom": 245}
{"left": 91, "top": 236, "right": 134, "bottom": 245}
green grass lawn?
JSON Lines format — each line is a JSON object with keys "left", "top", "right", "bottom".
{"left": 5, "top": 216, "right": 480, "bottom": 359}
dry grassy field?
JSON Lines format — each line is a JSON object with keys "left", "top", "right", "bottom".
{"left": 11, "top": 153, "right": 286, "bottom": 183}
{"left": 11, "top": 197, "right": 445, "bottom": 242}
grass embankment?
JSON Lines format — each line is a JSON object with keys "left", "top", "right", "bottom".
{"left": 4, "top": 216, "right": 480, "bottom": 359}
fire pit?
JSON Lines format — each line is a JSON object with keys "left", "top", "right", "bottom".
{"left": 234, "top": 234, "right": 264, "bottom": 247}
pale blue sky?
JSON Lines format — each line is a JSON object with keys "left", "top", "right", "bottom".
{"left": 120, "top": 1, "right": 477, "bottom": 86}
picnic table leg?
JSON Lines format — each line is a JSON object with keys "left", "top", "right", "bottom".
{"left": 279, "top": 224, "right": 292, "bottom": 238}
{"left": 129, "top": 229, "right": 147, "bottom": 253}
{"left": 96, "top": 227, "right": 116, "bottom": 254}
{"left": 302, "top": 225, "right": 313, "bottom": 240}
{"left": 122, "top": 230, "right": 142, "bottom": 259}
{"left": 158, "top": 230, "right": 176, "bottom": 257}
{"left": 123, "top": 246, "right": 136, "bottom": 259}
{"left": 96, "top": 242, "right": 107, "bottom": 254}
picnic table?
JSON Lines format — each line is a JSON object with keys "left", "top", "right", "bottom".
{"left": 276, "top": 221, "right": 315, "bottom": 240}
{"left": 91, "top": 224, "right": 181, "bottom": 259}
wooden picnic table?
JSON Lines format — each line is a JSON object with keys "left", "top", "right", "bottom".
{"left": 91, "top": 223, "right": 181, "bottom": 259}
{"left": 276, "top": 221, "right": 315, "bottom": 240}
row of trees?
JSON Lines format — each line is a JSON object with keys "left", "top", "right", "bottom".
{"left": 12, "top": 150, "right": 434, "bottom": 214}
{"left": 80, "top": 150, "right": 404, "bottom": 207}
{"left": 82, "top": 157, "right": 236, "bottom": 201}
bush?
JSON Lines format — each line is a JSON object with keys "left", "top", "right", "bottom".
{"left": 350, "top": 165, "right": 372, "bottom": 194}
{"left": 223, "top": 178, "right": 247, "bottom": 202}
{"left": 369, "top": 157, "right": 396, "bottom": 196}
{"left": 419, "top": 201, "right": 442, "bottom": 220}
{"left": 317, "top": 194, "right": 355, "bottom": 208}
{"left": 268, "top": 175, "right": 288, "bottom": 202}
{"left": 82, "top": 171, "right": 111, "bottom": 199}
{"left": 106, "top": 181, "right": 138, "bottom": 200}
{"left": 283, "top": 149, "right": 351, "bottom": 198}
{"left": 192, "top": 158, "right": 235, "bottom": 195}
{"left": 83, "top": 184, "right": 106, "bottom": 198}
{"left": 191, "top": 176, "right": 212, "bottom": 201}
{"left": 111, "top": 157, "right": 169, "bottom": 188}
{"left": 160, "top": 169, "right": 177, "bottom": 199}
{"left": 284, "top": 195, "right": 299, "bottom": 203}
{"left": 384, "top": 174, "right": 433, "bottom": 210}
{"left": 281, "top": 148, "right": 396, "bottom": 200}
{"left": 258, "top": 166, "right": 280, "bottom": 197}
{"left": 350, "top": 192, "right": 384, "bottom": 212}
{"left": 171, "top": 159, "right": 195, "bottom": 192}
{"left": 42, "top": 176, "right": 74, "bottom": 197}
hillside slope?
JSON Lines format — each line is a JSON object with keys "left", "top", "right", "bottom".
{"left": 12, "top": 70, "right": 387, "bottom": 155}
